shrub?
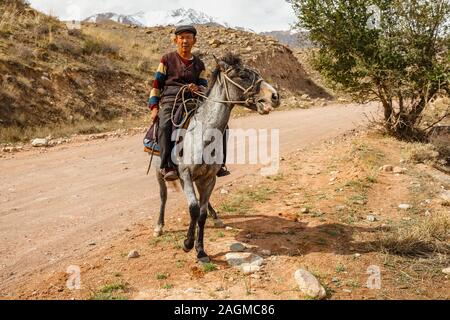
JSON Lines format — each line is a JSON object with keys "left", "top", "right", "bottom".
{"left": 82, "top": 37, "right": 119, "bottom": 56}
{"left": 405, "top": 143, "right": 440, "bottom": 164}
{"left": 290, "top": 0, "right": 450, "bottom": 140}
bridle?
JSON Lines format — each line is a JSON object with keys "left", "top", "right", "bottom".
{"left": 215, "top": 66, "right": 264, "bottom": 107}
{"left": 171, "top": 66, "right": 264, "bottom": 128}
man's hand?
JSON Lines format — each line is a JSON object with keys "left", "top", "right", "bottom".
{"left": 187, "top": 83, "right": 200, "bottom": 93}
{"left": 151, "top": 108, "right": 159, "bottom": 122}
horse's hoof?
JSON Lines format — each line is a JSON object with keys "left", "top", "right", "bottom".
{"left": 153, "top": 228, "right": 163, "bottom": 237}
{"left": 213, "top": 219, "right": 225, "bottom": 228}
{"left": 183, "top": 239, "right": 194, "bottom": 253}
{"left": 197, "top": 252, "right": 210, "bottom": 264}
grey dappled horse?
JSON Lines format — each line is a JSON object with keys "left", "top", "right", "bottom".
{"left": 152, "top": 53, "right": 280, "bottom": 262}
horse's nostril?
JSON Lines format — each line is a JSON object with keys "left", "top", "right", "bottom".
{"left": 272, "top": 93, "right": 279, "bottom": 101}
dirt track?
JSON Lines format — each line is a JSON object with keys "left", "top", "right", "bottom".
{"left": 0, "top": 103, "right": 379, "bottom": 296}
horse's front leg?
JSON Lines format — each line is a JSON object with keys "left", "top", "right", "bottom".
{"left": 180, "top": 171, "right": 199, "bottom": 253}
{"left": 195, "top": 177, "right": 216, "bottom": 263}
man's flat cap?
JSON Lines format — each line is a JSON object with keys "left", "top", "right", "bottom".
{"left": 174, "top": 25, "right": 197, "bottom": 36}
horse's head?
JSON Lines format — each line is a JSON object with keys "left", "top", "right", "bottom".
{"left": 212, "top": 53, "right": 280, "bottom": 115}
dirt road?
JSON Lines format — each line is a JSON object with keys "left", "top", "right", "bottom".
{"left": 0, "top": 103, "right": 378, "bottom": 296}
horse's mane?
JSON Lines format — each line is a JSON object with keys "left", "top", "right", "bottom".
{"left": 207, "top": 52, "right": 242, "bottom": 96}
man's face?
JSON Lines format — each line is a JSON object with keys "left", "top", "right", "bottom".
{"left": 174, "top": 32, "right": 196, "bottom": 54}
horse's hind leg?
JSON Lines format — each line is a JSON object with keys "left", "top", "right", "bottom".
{"left": 195, "top": 177, "right": 216, "bottom": 263}
{"left": 154, "top": 170, "right": 167, "bottom": 237}
{"left": 208, "top": 203, "right": 225, "bottom": 228}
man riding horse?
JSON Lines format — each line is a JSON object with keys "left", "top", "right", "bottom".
{"left": 148, "top": 25, "right": 230, "bottom": 181}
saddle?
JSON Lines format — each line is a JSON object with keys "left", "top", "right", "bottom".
{"left": 143, "top": 103, "right": 196, "bottom": 156}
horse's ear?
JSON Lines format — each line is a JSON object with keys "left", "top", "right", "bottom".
{"left": 213, "top": 54, "right": 220, "bottom": 65}
{"left": 212, "top": 54, "right": 229, "bottom": 72}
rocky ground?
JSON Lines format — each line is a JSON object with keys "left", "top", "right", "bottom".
{"left": 4, "top": 128, "right": 448, "bottom": 300}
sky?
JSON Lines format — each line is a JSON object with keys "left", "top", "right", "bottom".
{"left": 27, "top": 0, "right": 298, "bottom": 32}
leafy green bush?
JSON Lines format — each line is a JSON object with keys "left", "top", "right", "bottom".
{"left": 289, "top": 0, "right": 450, "bottom": 140}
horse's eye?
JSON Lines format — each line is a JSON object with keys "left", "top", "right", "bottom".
{"left": 238, "top": 71, "right": 247, "bottom": 78}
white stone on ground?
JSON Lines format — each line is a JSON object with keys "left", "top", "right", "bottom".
{"left": 31, "top": 138, "right": 48, "bottom": 147}
{"left": 225, "top": 252, "right": 264, "bottom": 274}
{"left": 294, "top": 269, "right": 326, "bottom": 299}
{"left": 128, "top": 250, "right": 140, "bottom": 259}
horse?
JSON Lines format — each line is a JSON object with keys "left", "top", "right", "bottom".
{"left": 152, "top": 53, "right": 280, "bottom": 263}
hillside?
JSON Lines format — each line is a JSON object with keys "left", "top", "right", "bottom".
{"left": 261, "top": 30, "right": 314, "bottom": 48}
{"left": 0, "top": 0, "right": 332, "bottom": 143}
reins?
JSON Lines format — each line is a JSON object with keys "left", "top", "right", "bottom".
{"left": 170, "top": 68, "right": 263, "bottom": 128}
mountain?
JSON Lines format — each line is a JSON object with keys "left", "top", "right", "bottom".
{"left": 84, "top": 8, "right": 231, "bottom": 28}
{"left": 84, "top": 12, "right": 143, "bottom": 26}
{"left": 260, "top": 30, "right": 314, "bottom": 48}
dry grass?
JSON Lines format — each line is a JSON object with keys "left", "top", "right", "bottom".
{"left": 404, "top": 143, "right": 440, "bottom": 165}
{"left": 82, "top": 25, "right": 161, "bottom": 77}
{"left": 82, "top": 37, "right": 119, "bottom": 56}
{"left": 0, "top": 1, "right": 25, "bottom": 36}
{"left": 378, "top": 213, "right": 450, "bottom": 257}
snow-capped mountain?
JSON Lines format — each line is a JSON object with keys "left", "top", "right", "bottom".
{"left": 84, "top": 8, "right": 231, "bottom": 28}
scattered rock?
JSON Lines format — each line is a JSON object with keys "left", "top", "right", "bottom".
{"left": 220, "top": 188, "right": 229, "bottom": 195}
{"left": 261, "top": 249, "right": 271, "bottom": 256}
{"left": 300, "top": 208, "right": 310, "bottom": 214}
{"left": 225, "top": 252, "right": 264, "bottom": 268}
{"left": 438, "top": 190, "right": 450, "bottom": 202}
{"left": 332, "top": 277, "right": 339, "bottom": 283}
{"left": 442, "top": 267, "right": 450, "bottom": 275}
{"left": 366, "top": 215, "right": 377, "bottom": 222}
{"left": 380, "top": 165, "right": 394, "bottom": 172}
{"left": 393, "top": 167, "right": 407, "bottom": 174}
{"left": 185, "top": 288, "right": 202, "bottom": 294}
{"left": 354, "top": 253, "right": 361, "bottom": 258}
{"left": 294, "top": 269, "right": 327, "bottom": 299}
{"left": 128, "top": 250, "right": 140, "bottom": 259}
{"left": 343, "top": 289, "right": 352, "bottom": 293}
{"left": 245, "top": 233, "right": 252, "bottom": 239}
{"left": 2, "top": 146, "right": 22, "bottom": 153}
{"left": 242, "top": 265, "right": 261, "bottom": 274}
{"left": 398, "top": 204, "right": 412, "bottom": 210}
{"left": 31, "top": 138, "right": 48, "bottom": 147}
{"left": 40, "top": 76, "right": 52, "bottom": 89}
{"left": 209, "top": 39, "right": 222, "bottom": 47}
{"left": 230, "top": 243, "right": 246, "bottom": 252}
{"left": 225, "top": 226, "right": 233, "bottom": 231}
